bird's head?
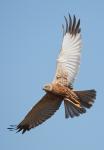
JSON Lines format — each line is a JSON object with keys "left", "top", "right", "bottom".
{"left": 43, "top": 84, "right": 53, "bottom": 92}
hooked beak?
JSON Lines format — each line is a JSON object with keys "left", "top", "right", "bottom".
{"left": 43, "top": 86, "right": 46, "bottom": 91}
{"left": 43, "top": 87, "right": 45, "bottom": 90}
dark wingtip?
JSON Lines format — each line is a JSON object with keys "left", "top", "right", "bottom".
{"left": 8, "top": 124, "right": 30, "bottom": 134}
{"left": 71, "top": 15, "right": 76, "bottom": 34}
{"left": 16, "top": 124, "right": 30, "bottom": 134}
{"left": 75, "top": 19, "right": 80, "bottom": 34}
{"left": 63, "top": 14, "right": 81, "bottom": 36}
{"left": 64, "top": 16, "right": 68, "bottom": 33}
{"left": 7, "top": 125, "right": 17, "bottom": 131}
{"left": 68, "top": 13, "right": 71, "bottom": 22}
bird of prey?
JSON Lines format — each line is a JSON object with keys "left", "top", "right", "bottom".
{"left": 8, "top": 14, "right": 96, "bottom": 134}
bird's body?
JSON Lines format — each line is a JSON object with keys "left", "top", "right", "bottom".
{"left": 44, "top": 83, "right": 79, "bottom": 104}
{"left": 8, "top": 14, "right": 96, "bottom": 134}
{"left": 44, "top": 83, "right": 95, "bottom": 116}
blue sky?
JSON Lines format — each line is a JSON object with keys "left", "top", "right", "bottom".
{"left": 0, "top": 0, "right": 104, "bottom": 149}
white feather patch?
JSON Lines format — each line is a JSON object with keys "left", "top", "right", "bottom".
{"left": 53, "top": 32, "right": 82, "bottom": 86}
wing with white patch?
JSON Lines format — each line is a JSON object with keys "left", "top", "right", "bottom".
{"left": 53, "top": 15, "right": 82, "bottom": 86}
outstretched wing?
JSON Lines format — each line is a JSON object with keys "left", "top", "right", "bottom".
{"left": 8, "top": 93, "right": 62, "bottom": 134}
{"left": 53, "top": 14, "right": 82, "bottom": 86}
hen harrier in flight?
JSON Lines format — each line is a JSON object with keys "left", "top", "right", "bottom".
{"left": 8, "top": 14, "right": 96, "bottom": 134}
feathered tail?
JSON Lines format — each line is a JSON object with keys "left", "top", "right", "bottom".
{"left": 64, "top": 89, "right": 96, "bottom": 118}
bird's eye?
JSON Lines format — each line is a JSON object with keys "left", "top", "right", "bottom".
{"left": 45, "top": 85, "right": 49, "bottom": 89}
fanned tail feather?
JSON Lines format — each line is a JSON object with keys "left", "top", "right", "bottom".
{"left": 64, "top": 99, "right": 86, "bottom": 118}
{"left": 64, "top": 89, "right": 96, "bottom": 118}
{"left": 75, "top": 89, "right": 96, "bottom": 108}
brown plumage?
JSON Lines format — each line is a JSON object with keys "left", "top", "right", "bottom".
{"left": 8, "top": 14, "right": 96, "bottom": 134}
{"left": 8, "top": 93, "right": 63, "bottom": 134}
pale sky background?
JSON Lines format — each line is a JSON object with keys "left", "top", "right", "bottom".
{"left": 0, "top": 0, "right": 104, "bottom": 149}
